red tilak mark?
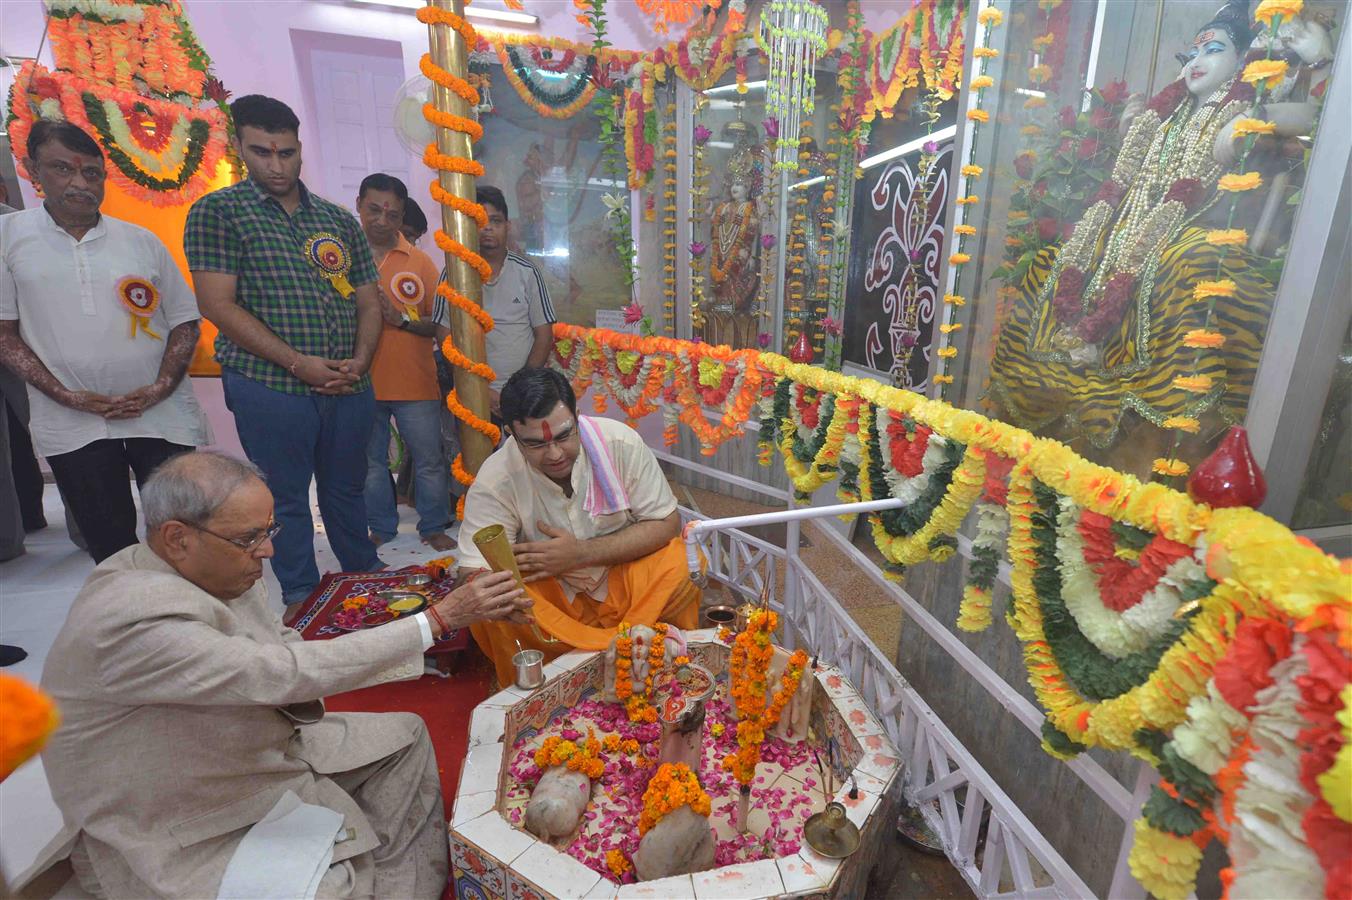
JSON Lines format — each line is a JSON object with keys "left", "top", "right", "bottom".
{"left": 270, "top": 141, "right": 280, "bottom": 153}
{"left": 540, "top": 421, "right": 553, "bottom": 441}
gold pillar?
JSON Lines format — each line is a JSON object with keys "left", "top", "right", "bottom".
{"left": 426, "top": 0, "right": 495, "bottom": 473}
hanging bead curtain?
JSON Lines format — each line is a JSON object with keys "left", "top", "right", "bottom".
{"left": 760, "top": 0, "right": 829, "bottom": 172}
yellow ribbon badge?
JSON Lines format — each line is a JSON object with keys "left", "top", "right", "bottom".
{"left": 390, "top": 271, "right": 425, "bottom": 321}
{"left": 304, "top": 232, "right": 355, "bottom": 298}
{"left": 116, "top": 275, "right": 162, "bottom": 340}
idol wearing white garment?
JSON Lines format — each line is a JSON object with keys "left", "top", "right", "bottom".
{"left": 16, "top": 452, "right": 530, "bottom": 899}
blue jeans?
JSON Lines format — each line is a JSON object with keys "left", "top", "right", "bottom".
{"left": 222, "top": 369, "right": 381, "bottom": 604}
{"left": 365, "top": 399, "right": 450, "bottom": 540}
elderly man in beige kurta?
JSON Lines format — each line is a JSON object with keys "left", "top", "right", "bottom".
{"left": 16, "top": 451, "right": 529, "bottom": 899}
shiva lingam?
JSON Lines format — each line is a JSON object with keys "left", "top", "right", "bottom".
{"left": 653, "top": 659, "right": 716, "bottom": 773}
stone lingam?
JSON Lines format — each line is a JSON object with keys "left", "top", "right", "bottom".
{"left": 449, "top": 622, "right": 903, "bottom": 900}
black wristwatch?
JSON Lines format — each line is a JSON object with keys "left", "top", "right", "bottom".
{"left": 397, "top": 316, "right": 411, "bottom": 331}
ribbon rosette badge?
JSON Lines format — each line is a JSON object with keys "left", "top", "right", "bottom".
{"left": 390, "top": 271, "right": 424, "bottom": 321}
{"left": 304, "top": 232, "right": 355, "bottom": 298}
{"left": 116, "top": 275, "right": 162, "bottom": 340}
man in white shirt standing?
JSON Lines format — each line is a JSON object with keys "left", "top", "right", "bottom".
{"left": 0, "top": 120, "right": 208, "bottom": 563}
{"left": 470, "top": 185, "right": 556, "bottom": 420}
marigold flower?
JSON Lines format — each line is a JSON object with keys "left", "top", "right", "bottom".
{"left": 1242, "top": 58, "right": 1289, "bottom": 87}
{"left": 1021, "top": 124, "right": 1043, "bottom": 136}
{"left": 974, "top": 47, "right": 1000, "bottom": 58}
{"left": 1024, "top": 96, "right": 1048, "bottom": 109}
{"left": 1231, "top": 117, "right": 1276, "bottom": 138}
{"left": 1205, "top": 228, "right": 1248, "bottom": 246}
{"left": 978, "top": 7, "right": 1003, "bottom": 25}
{"left": 1173, "top": 375, "right": 1214, "bottom": 393}
{"left": 971, "top": 75, "right": 994, "bottom": 89}
{"left": 1028, "top": 64, "right": 1052, "bottom": 84}
{"left": 1254, "top": 0, "right": 1303, "bottom": 25}
{"left": 961, "top": 164, "right": 984, "bottom": 177}
{"left": 1218, "top": 172, "right": 1263, "bottom": 192}
{"left": 1032, "top": 32, "right": 1055, "bottom": 49}
{"left": 944, "top": 294, "right": 966, "bottom": 306}
{"left": 967, "top": 109, "right": 990, "bottom": 123}
{"left": 938, "top": 346, "right": 959, "bottom": 358}
{"left": 954, "top": 224, "right": 977, "bottom": 236}
{"left": 1162, "top": 416, "right": 1201, "bottom": 433}
{"left": 1183, "top": 329, "right": 1226, "bottom": 349}
{"left": 1193, "top": 279, "right": 1237, "bottom": 300}
{"left": 1152, "top": 458, "right": 1190, "bottom": 477}
{"left": 949, "top": 253, "right": 971, "bottom": 265}
{"left": 956, "top": 195, "right": 980, "bottom": 205}
{"left": 940, "top": 323, "right": 963, "bottom": 333}
{"left": 933, "top": 374, "right": 954, "bottom": 384}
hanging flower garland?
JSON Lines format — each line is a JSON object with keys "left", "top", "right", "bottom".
{"left": 660, "top": 113, "right": 679, "bottom": 335}
{"left": 497, "top": 43, "right": 598, "bottom": 119}
{"left": 640, "top": 762, "right": 712, "bottom": 835}
{"left": 783, "top": 132, "right": 812, "bottom": 348}
{"left": 1156, "top": 2, "right": 1297, "bottom": 479}
{"left": 958, "top": 451, "right": 1014, "bottom": 632}
{"left": 623, "top": 61, "right": 657, "bottom": 191}
{"left": 689, "top": 98, "right": 712, "bottom": 332}
{"left": 932, "top": 2, "right": 1002, "bottom": 397}
{"left": 635, "top": 0, "right": 703, "bottom": 36}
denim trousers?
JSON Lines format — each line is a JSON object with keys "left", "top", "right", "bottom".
{"left": 222, "top": 368, "right": 380, "bottom": 604}
{"left": 364, "top": 399, "right": 450, "bottom": 540}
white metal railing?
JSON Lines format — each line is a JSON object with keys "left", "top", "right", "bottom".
{"left": 675, "top": 489, "right": 1130, "bottom": 898}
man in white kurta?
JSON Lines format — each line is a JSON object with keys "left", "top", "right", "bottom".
{"left": 458, "top": 367, "right": 701, "bottom": 685}
{"left": 16, "top": 451, "right": 529, "bottom": 899}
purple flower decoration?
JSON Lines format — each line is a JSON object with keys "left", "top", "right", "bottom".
{"left": 761, "top": 233, "right": 776, "bottom": 250}
{"left": 908, "top": 248, "right": 922, "bottom": 263}
{"left": 901, "top": 332, "right": 917, "bottom": 348}
{"left": 689, "top": 240, "right": 707, "bottom": 257}
{"left": 923, "top": 140, "right": 939, "bottom": 154}
{"left": 821, "top": 316, "right": 842, "bottom": 336}
{"left": 763, "top": 117, "right": 779, "bottom": 139}
{"left": 622, "top": 302, "right": 644, "bottom": 325}
{"left": 757, "top": 332, "right": 772, "bottom": 348}
{"left": 693, "top": 124, "right": 712, "bottom": 146}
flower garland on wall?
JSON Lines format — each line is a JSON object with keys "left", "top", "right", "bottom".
{"left": 863, "top": 0, "right": 967, "bottom": 123}
{"left": 660, "top": 112, "right": 679, "bottom": 335}
{"left": 8, "top": 0, "right": 232, "bottom": 206}
{"left": 723, "top": 609, "right": 809, "bottom": 785}
{"left": 689, "top": 100, "right": 711, "bottom": 333}
{"left": 931, "top": 3, "right": 1002, "bottom": 399}
{"left": 782, "top": 131, "right": 812, "bottom": 348}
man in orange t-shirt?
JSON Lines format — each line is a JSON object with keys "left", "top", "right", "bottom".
{"left": 357, "top": 174, "right": 454, "bottom": 550}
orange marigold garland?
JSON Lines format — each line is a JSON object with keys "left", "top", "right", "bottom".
{"left": 639, "top": 762, "right": 712, "bottom": 835}
{"left": 418, "top": 3, "right": 498, "bottom": 513}
{"left": 722, "top": 608, "right": 809, "bottom": 785}
{"left": 0, "top": 673, "right": 60, "bottom": 781}
{"left": 613, "top": 622, "right": 668, "bottom": 723}
{"left": 534, "top": 729, "right": 605, "bottom": 780}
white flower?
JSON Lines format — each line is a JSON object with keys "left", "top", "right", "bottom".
{"left": 601, "top": 192, "right": 627, "bottom": 221}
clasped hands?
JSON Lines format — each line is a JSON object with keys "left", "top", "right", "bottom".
{"left": 62, "top": 377, "right": 174, "bottom": 419}
{"left": 292, "top": 354, "right": 368, "bottom": 395}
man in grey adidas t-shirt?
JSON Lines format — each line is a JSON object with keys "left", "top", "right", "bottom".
{"left": 472, "top": 186, "right": 556, "bottom": 417}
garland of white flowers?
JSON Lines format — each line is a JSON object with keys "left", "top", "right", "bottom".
{"left": 876, "top": 415, "right": 950, "bottom": 505}
{"left": 958, "top": 500, "right": 1007, "bottom": 632}
{"left": 99, "top": 99, "right": 194, "bottom": 174}
{"left": 1054, "top": 498, "right": 1209, "bottom": 658}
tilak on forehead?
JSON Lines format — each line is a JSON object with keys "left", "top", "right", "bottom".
{"left": 541, "top": 421, "right": 552, "bottom": 441}
{"left": 1194, "top": 29, "right": 1218, "bottom": 45}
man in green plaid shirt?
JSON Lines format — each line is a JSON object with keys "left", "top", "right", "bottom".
{"left": 186, "top": 95, "right": 383, "bottom": 607}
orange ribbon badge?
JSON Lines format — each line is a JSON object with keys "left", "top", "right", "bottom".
{"left": 116, "top": 275, "right": 162, "bottom": 340}
{"left": 390, "top": 271, "right": 424, "bottom": 321}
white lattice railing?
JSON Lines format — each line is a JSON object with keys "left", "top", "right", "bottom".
{"left": 679, "top": 506, "right": 1098, "bottom": 899}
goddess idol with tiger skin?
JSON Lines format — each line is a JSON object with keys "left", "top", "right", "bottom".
{"left": 988, "top": 0, "right": 1329, "bottom": 471}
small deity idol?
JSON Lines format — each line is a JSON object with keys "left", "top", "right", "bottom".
{"left": 705, "top": 140, "right": 762, "bottom": 348}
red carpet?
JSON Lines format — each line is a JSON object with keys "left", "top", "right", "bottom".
{"left": 324, "top": 645, "right": 495, "bottom": 818}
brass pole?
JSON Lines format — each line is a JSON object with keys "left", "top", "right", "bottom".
{"left": 426, "top": 0, "right": 494, "bottom": 474}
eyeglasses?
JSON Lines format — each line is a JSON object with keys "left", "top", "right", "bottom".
{"left": 187, "top": 519, "right": 282, "bottom": 553}
{"left": 515, "top": 428, "right": 579, "bottom": 452}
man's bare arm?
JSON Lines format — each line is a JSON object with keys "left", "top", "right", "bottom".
{"left": 111, "top": 320, "right": 201, "bottom": 418}
{"left": 0, "top": 320, "right": 126, "bottom": 416}
{"left": 349, "top": 282, "right": 382, "bottom": 374}
{"left": 526, "top": 323, "right": 554, "bottom": 369}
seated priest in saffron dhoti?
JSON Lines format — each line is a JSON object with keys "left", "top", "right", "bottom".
{"left": 458, "top": 367, "right": 702, "bottom": 684}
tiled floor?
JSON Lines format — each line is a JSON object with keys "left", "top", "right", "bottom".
{"left": 0, "top": 486, "right": 457, "bottom": 883}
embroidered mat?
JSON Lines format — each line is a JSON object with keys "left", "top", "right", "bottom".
{"left": 288, "top": 566, "right": 469, "bottom": 654}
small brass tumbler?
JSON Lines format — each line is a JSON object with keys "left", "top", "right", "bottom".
{"left": 472, "top": 524, "right": 559, "bottom": 644}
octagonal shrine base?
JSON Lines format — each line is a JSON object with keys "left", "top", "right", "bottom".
{"left": 448, "top": 629, "right": 904, "bottom": 899}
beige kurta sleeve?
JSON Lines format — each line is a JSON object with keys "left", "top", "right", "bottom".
{"left": 612, "top": 424, "right": 677, "bottom": 521}
{"left": 90, "top": 601, "right": 424, "bottom": 707}
{"left": 457, "top": 452, "right": 523, "bottom": 571}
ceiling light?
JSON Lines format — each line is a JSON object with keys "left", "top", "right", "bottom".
{"left": 858, "top": 125, "right": 958, "bottom": 170}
